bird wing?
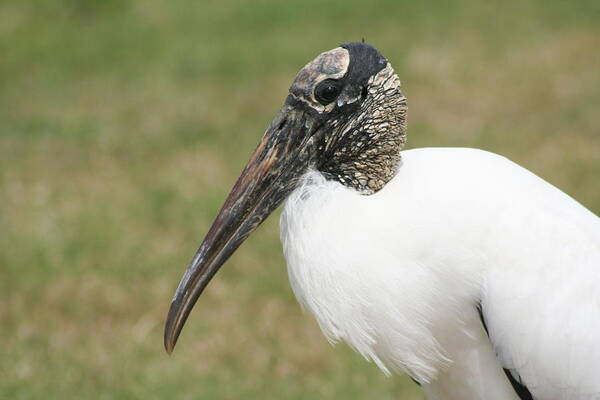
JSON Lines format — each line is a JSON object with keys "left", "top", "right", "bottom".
{"left": 459, "top": 150, "right": 600, "bottom": 400}
{"left": 402, "top": 148, "right": 600, "bottom": 399}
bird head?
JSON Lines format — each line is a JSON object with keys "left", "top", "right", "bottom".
{"left": 164, "top": 42, "right": 407, "bottom": 353}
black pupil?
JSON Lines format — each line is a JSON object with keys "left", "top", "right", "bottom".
{"left": 322, "top": 84, "right": 337, "bottom": 99}
{"left": 316, "top": 80, "right": 340, "bottom": 105}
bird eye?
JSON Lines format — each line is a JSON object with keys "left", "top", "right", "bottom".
{"left": 314, "top": 79, "right": 342, "bottom": 105}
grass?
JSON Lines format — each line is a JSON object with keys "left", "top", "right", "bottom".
{"left": 1, "top": 0, "right": 599, "bottom": 398}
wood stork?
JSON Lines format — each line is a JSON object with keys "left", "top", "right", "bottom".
{"left": 164, "top": 42, "right": 600, "bottom": 399}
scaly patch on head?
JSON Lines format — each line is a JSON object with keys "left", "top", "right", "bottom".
{"left": 282, "top": 43, "right": 407, "bottom": 194}
{"left": 318, "top": 61, "right": 407, "bottom": 194}
{"left": 284, "top": 43, "right": 408, "bottom": 195}
{"left": 289, "top": 47, "right": 350, "bottom": 112}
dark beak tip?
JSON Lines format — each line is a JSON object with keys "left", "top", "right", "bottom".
{"left": 163, "top": 332, "right": 175, "bottom": 354}
{"left": 164, "top": 303, "right": 182, "bottom": 355}
{"left": 163, "top": 107, "right": 304, "bottom": 357}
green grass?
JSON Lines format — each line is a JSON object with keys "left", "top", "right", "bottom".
{"left": 1, "top": 0, "right": 599, "bottom": 398}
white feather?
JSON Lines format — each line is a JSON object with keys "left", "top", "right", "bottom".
{"left": 280, "top": 147, "right": 600, "bottom": 399}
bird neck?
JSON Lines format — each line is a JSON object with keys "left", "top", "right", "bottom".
{"left": 319, "top": 66, "right": 408, "bottom": 195}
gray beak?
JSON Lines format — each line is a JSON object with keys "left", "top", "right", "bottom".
{"left": 164, "top": 106, "right": 316, "bottom": 353}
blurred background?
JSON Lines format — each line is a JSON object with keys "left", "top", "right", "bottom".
{"left": 1, "top": 0, "right": 599, "bottom": 398}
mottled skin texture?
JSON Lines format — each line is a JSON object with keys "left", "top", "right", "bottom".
{"left": 284, "top": 44, "right": 407, "bottom": 194}
{"left": 290, "top": 46, "right": 350, "bottom": 112}
{"left": 318, "top": 64, "right": 407, "bottom": 194}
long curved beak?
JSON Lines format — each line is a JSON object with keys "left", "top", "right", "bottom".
{"left": 164, "top": 106, "right": 314, "bottom": 353}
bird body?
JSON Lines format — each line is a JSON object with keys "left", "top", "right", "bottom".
{"left": 281, "top": 147, "right": 600, "bottom": 399}
{"left": 164, "top": 43, "right": 600, "bottom": 399}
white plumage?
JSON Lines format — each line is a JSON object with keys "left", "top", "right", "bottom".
{"left": 281, "top": 148, "right": 600, "bottom": 399}
{"left": 164, "top": 43, "right": 600, "bottom": 400}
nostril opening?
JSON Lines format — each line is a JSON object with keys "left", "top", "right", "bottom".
{"left": 278, "top": 118, "right": 288, "bottom": 130}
